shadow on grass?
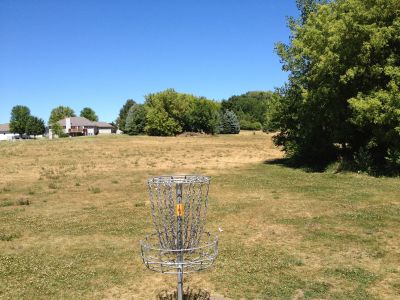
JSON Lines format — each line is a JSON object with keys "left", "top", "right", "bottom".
{"left": 264, "top": 157, "right": 329, "bottom": 173}
{"left": 157, "top": 288, "right": 210, "bottom": 300}
{"left": 265, "top": 157, "right": 400, "bottom": 177}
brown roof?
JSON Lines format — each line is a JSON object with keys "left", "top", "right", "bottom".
{"left": 57, "top": 117, "right": 112, "bottom": 128}
{"left": 93, "top": 121, "right": 113, "bottom": 128}
{"left": 58, "top": 117, "right": 95, "bottom": 127}
{"left": 0, "top": 123, "right": 10, "bottom": 133}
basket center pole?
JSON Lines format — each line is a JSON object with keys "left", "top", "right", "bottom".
{"left": 176, "top": 183, "right": 184, "bottom": 300}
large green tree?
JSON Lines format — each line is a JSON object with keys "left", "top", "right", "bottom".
{"left": 295, "top": 0, "right": 323, "bottom": 24}
{"left": 9, "top": 105, "right": 31, "bottom": 136}
{"left": 116, "top": 99, "right": 136, "bottom": 133}
{"left": 144, "top": 89, "right": 195, "bottom": 136}
{"left": 80, "top": 107, "right": 98, "bottom": 122}
{"left": 271, "top": 0, "right": 400, "bottom": 170}
{"left": 125, "top": 104, "right": 146, "bottom": 135}
{"left": 26, "top": 116, "right": 45, "bottom": 137}
{"left": 190, "top": 98, "right": 221, "bottom": 134}
{"left": 49, "top": 106, "right": 76, "bottom": 125}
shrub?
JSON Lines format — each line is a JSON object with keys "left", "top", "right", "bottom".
{"left": 240, "top": 119, "right": 262, "bottom": 131}
{"left": 353, "top": 147, "right": 373, "bottom": 174}
{"left": 51, "top": 122, "right": 68, "bottom": 138}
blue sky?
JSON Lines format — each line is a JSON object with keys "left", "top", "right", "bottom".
{"left": 0, "top": 0, "right": 298, "bottom": 123}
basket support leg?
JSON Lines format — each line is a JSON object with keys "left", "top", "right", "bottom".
{"left": 177, "top": 265, "right": 183, "bottom": 300}
{"left": 176, "top": 183, "right": 183, "bottom": 300}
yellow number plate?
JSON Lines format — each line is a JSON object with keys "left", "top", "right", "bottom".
{"left": 176, "top": 204, "right": 184, "bottom": 216}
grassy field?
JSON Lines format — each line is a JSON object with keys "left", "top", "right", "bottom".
{"left": 0, "top": 132, "right": 399, "bottom": 299}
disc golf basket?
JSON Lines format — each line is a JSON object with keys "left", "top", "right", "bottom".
{"left": 140, "top": 175, "right": 218, "bottom": 300}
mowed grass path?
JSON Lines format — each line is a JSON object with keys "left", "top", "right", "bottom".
{"left": 0, "top": 133, "right": 399, "bottom": 299}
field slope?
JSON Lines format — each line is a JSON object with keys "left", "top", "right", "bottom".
{"left": 0, "top": 133, "right": 399, "bottom": 299}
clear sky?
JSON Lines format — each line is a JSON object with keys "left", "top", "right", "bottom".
{"left": 0, "top": 0, "right": 298, "bottom": 124}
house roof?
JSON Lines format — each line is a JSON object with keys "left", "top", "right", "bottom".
{"left": 57, "top": 117, "right": 113, "bottom": 128}
{"left": 0, "top": 123, "right": 10, "bottom": 132}
{"left": 58, "top": 117, "right": 95, "bottom": 127}
{"left": 93, "top": 121, "right": 113, "bottom": 128}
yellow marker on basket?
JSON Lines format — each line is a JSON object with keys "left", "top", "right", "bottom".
{"left": 176, "top": 204, "right": 184, "bottom": 216}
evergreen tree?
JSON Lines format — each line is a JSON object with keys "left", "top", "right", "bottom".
{"left": 116, "top": 99, "right": 136, "bottom": 133}
{"left": 221, "top": 110, "right": 240, "bottom": 134}
{"left": 125, "top": 104, "right": 147, "bottom": 135}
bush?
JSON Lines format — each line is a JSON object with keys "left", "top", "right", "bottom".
{"left": 51, "top": 122, "right": 68, "bottom": 138}
{"left": 240, "top": 119, "right": 262, "bottom": 131}
{"left": 353, "top": 147, "right": 373, "bottom": 173}
{"left": 220, "top": 110, "right": 240, "bottom": 134}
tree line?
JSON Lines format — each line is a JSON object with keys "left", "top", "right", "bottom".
{"left": 7, "top": 105, "right": 100, "bottom": 138}
{"left": 115, "top": 89, "right": 279, "bottom": 136}
{"left": 7, "top": 89, "right": 277, "bottom": 138}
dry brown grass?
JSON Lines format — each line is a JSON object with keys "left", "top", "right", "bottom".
{"left": 0, "top": 132, "right": 399, "bottom": 299}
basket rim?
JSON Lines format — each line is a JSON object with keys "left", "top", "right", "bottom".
{"left": 140, "top": 231, "right": 218, "bottom": 252}
{"left": 147, "top": 174, "right": 211, "bottom": 185}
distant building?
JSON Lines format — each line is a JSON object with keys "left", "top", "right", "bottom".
{"left": 0, "top": 123, "right": 18, "bottom": 141}
{"left": 93, "top": 121, "right": 114, "bottom": 135}
{"left": 50, "top": 117, "right": 114, "bottom": 137}
{"left": 0, "top": 123, "right": 9, "bottom": 134}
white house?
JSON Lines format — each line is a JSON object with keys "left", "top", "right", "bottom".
{"left": 0, "top": 123, "right": 18, "bottom": 141}
{"left": 50, "top": 117, "right": 114, "bottom": 137}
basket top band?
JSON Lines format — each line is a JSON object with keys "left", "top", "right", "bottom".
{"left": 148, "top": 175, "right": 210, "bottom": 185}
